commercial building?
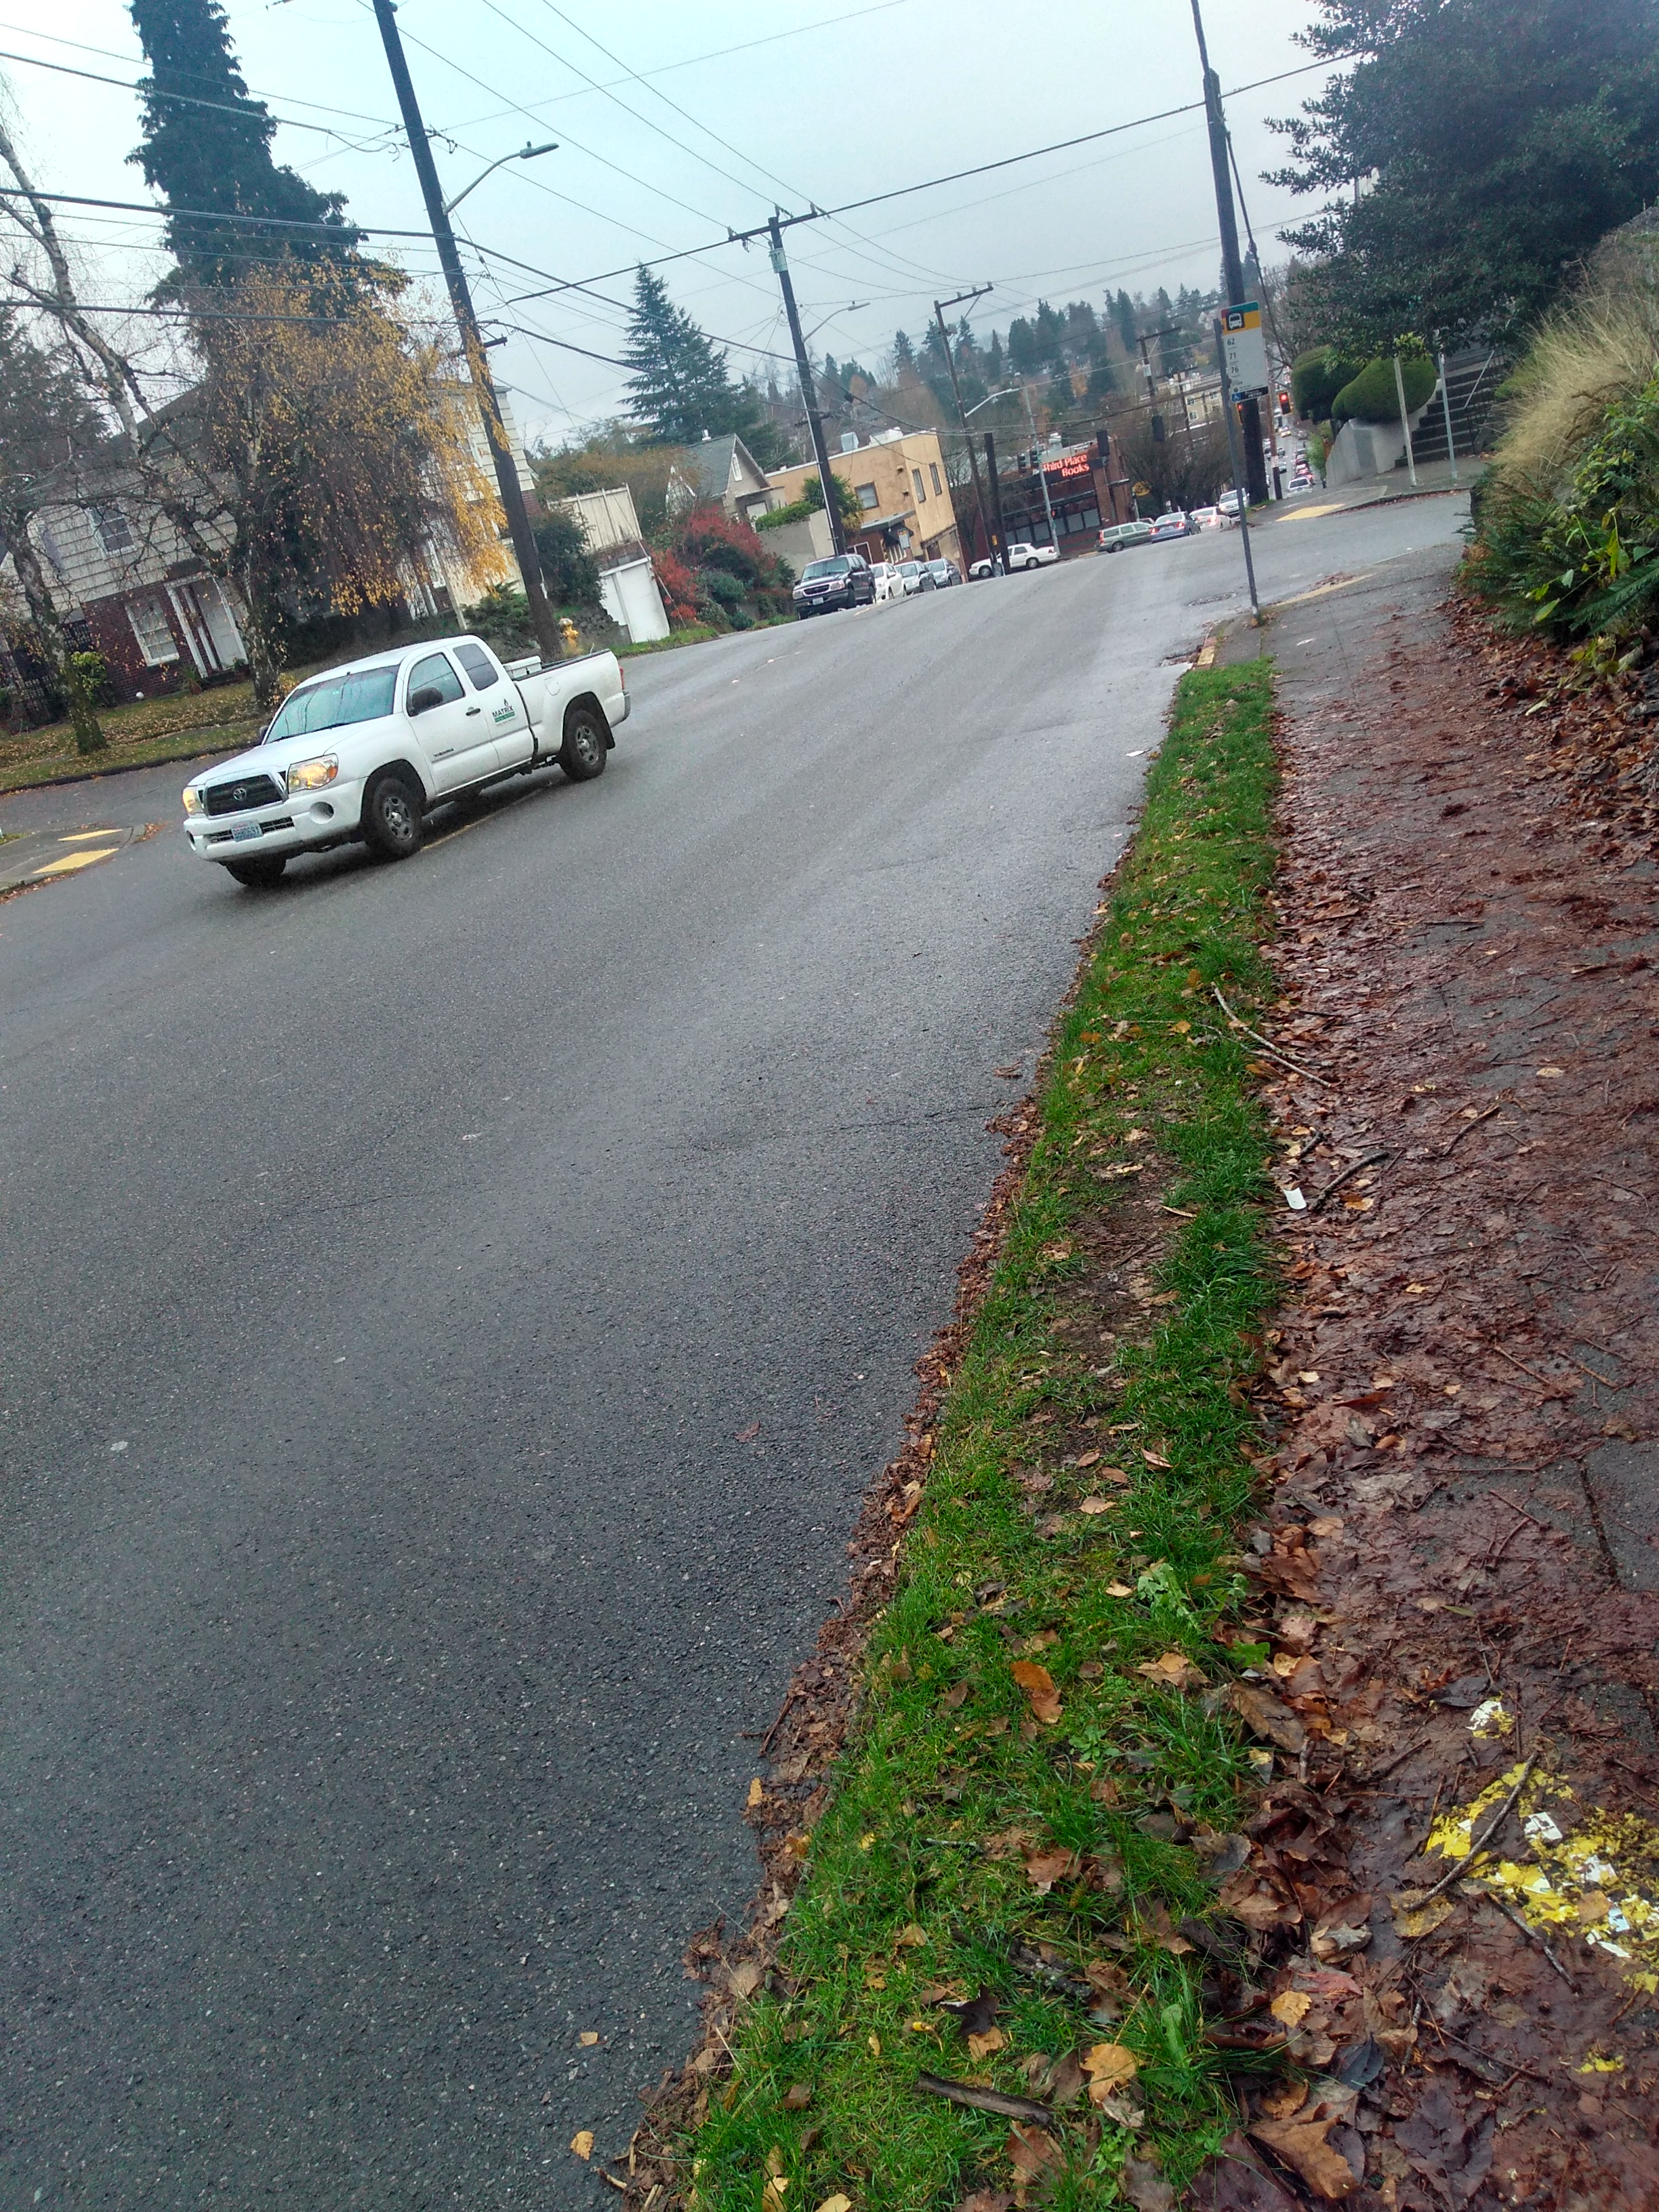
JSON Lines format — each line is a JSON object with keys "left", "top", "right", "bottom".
{"left": 764, "top": 426, "right": 962, "bottom": 567}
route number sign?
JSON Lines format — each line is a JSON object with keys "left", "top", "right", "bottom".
{"left": 1219, "top": 302, "right": 1269, "bottom": 400}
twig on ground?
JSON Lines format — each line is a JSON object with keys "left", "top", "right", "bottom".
{"left": 1212, "top": 983, "right": 1330, "bottom": 1084}
{"left": 1415, "top": 1757, "right": 1537, "bottom": 1904}
{"left": 758, "top": 1694, "right": 798, "bottom": 1760}
{"left": 1361, "top": 1727, "right": 1435, "bottom": 1782}
{"left": 1440, "top": 1101, "right": 1502, "bottom": 1155}
{"left": 1308, "top": 1148, "right": 1393, "bottom": 1214}
{"left": 1473, "top": 1337, "right": 1573, "bottom": 1397}
{"left": 1475, "top": 1884, "right": 1573, "bottom": 1984}
{"left": 914, "top": 2073, "right": 1056, "bottom": 2125}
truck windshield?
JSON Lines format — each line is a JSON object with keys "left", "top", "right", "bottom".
{"left": 265, "top": 666, "right": 398, "bottom": 743}
{"left": 802, "top": 558, "right": 851, "bottom": 579}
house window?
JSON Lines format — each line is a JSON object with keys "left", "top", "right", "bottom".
{"left": 856, "top": 483, "right": 879, "bottom": 511}
{"left": 126, "top": 594, "right": 180, "bottom": 667}
{"left": 92, "top": 504, "right": 134, "bottom": 553}
{"left": 912, "top": 468, "right": 927, "bottom": 504}
{"left": 929, "top": 463, "right": 943, "bottom": 497}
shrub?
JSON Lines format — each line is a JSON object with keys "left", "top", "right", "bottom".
{"left": 64, "top": 650, "right": 108, "bottom": 756}
{"left": 1331, "top": 354, "right": 1437, "bottom": 426}
{"left": 462, "top": 583, "right": 539, "bottom": 658}
{"left": 532, "top": 506, "right": 601, "bottom": 607}
{"left": 1290, "top": 345, "right": 1363, "bottom": 423}
{"left": 674, "top": 504, "right": 766, "bottom": 583}
{"left": 651, "top": 550, "right": 701, "bottom": 627}
{"left": 701, "top": 568, "right": 745, "bottom": 608}
{"left": 1471, "top": 371, "right": 1659, "bottom": 640}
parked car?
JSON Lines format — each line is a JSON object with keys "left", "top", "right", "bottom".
{"left": 1148, "top": 511, "right": 1197, "bottom": 541}
{"left": 868, "top": 560, "right": 899, "bottom": 602}
{"left": 793, "top": 551, "right": 876, "bottom": 616}
{"left": 1005, "top": 541, "right": 1059, "bottom": 571}
{"left": 181, "top": 634, "right": 627, "bottom": 887}
{"left": 895, "top": 559, "right": 927, "bottom": 596}
{"left": 924, "top": 558, "right": 962, "bottom": 588}
{"left": 1098, "top": 520, "right": 1153, "bottom": 554}
{"left": 1188, "top": 505, "right": 1224, "bottom": 531}
{"left": 1218, "top": 488, "right": 1244, "bottom": 518}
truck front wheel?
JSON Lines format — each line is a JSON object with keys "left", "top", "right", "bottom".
{"left": 558, "top": 705, "right": 608, "bottom": 782}
{"left": 362, "top": 771, "right": 424, "bottom": 861}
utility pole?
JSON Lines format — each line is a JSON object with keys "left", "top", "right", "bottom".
{"left": 371, "top": 0, "right": 562, "bottom": 661}
{"left": 983, "top": 433, "right": 1010, "bottom": 561}
{"left": 1214, "top": 321, "right": 1261, "bottom": 623}
{"left": 766, "top": 215, "right": 845, "bottom": 556}
{"left": 1189, "top": 0, "right": 1267, "bottom": 507}
{"left": 935, "top": 287, "right": 998, "bottom": 571}
{"left": 1019, "top": 383, "right": 1057, "bottom": 546}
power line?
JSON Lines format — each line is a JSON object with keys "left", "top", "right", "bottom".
{"left": 0, "top": 42, "right": 384, "bottom": 138}
{"left": 0, "top": 19, "right": 397, "bottom": 126}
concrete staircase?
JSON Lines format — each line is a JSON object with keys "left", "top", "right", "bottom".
{"left": 1410, "top": 349, "right": 1506, "bottom": 466}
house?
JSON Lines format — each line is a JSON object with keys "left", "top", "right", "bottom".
{"left": 554, "top": 485, "right": 670, "bottom": 644}
{"left": 1, "top": 384, "right": 530, "bottom": 710}
{"left": 667, "top": 433, "right": 773, "bottom": 527}
{"left": 763, "top": 426, "right": 962, "bottom": 567}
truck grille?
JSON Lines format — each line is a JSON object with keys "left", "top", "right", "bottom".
{"left": 205, "top": 773, "right": 282, "bottom": 816}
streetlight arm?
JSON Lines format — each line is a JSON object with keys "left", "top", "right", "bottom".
{"left": 962, "top": 384, "right": 1021, "bottom": 418}
{"left": 443, "top": 140, "right": 557, "bottom": 217}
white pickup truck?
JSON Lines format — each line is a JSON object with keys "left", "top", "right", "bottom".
{"left": 182, "top": 634, "right": 628, "bottom": 886}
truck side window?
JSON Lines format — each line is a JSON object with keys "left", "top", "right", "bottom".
{"left": 406, "top": 651, "right": 464, "bottom": 706}
{"left": 453, "top": 642, "right": 500, "bottom": 692}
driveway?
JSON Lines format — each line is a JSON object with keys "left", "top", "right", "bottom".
{"left": 0, "top": 495, "right": 1465, "bottom": 2206}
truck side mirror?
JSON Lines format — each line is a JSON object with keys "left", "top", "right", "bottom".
{"left": 408, "top": 685, "right": 444, "bottom": 716}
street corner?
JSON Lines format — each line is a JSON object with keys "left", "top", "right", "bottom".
{"left": 0, "top": 825, "right": 140, "bottom": 895}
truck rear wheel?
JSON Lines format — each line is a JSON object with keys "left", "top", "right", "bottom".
{"left": 362, "top": 770, "right": 424, "bottom": 861}
{"left": 224, "top": 853, "right": 287, "bottom": 888}
{"left": 557, "top": 705, "right": 608, "bottom": 782}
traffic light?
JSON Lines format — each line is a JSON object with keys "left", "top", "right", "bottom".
{"left": 1016, "top": 450, "right": 1029, "bottom": 473}
{"left": 1278, "top": 389, "right": 1291, "bottom": 417}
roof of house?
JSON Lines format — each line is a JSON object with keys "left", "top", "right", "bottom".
{"left": 684, "top": 432, "right": 766, "bottom": 500}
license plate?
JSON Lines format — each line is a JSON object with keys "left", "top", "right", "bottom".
{"left": 232, "top": 823, "right": 263, "bottom": 842}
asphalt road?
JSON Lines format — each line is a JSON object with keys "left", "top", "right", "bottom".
{"left": 0, "top": 495, "right": 1465, "bottom": 2208}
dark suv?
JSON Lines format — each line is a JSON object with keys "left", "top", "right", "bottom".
{"left": 792, "top": 552, "right": 877, "bottom": 617}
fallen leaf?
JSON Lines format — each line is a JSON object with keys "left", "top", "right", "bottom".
{"left": 816, "top": 2198, "right": 854, "bottom": 2212}
{"left": 1010, "top": 1660, "right": 1062, "bottom": 1725}
{"left": 783, "top": 2082, "right": 813, "bottom": 2110}
{"left": 1311, "top": 1898, "right": 1372, "bottom": 1961}
{"left": 577, "top": 2030, "right": 600, "bottom": 2047}
{"left": 1080, "top": 1496, "right": 1117, "bottom": 1515}
{"left": 1136, "top": 1650, "right": 1206, "bottom": 1690}
{"left": 1086, "top": 1959, "right": 1135, "bottom": 2014}
{"left": 570, "top": 2131, "right": 594, "bottom": 2160}
{"left": 1023, "top": 1846, "right": 1077, "bottom": 1893}
{"left": 1269, "top": 1991, "right": 1312, "bottom": 2028}
{"left": 1120, "top": 2152, "right": 1177, "bottom": 2211}
{"left": 1142, "top": 1448, "right": 1172, "bottom": 1469}
{"left": 1082, "top": 2042, "right": 1139, "bottom": 2101}
{"left": 1262, "top": 2080, "right": 1310, "bottom": 2118}
{"left": 958, "top": 2192, "right": 1015, "bottom": 2212}
{"left": 1097, "top": 2090, "right": 1147, "bottom": 2129}
{"left": 897, "top": 1922, "right": 928, "bottom": 1948}
{"left": 1107, "top": 1580, "right": 1135, "bottom": 1598}
{"left": 1249, "top": 2114, "right": 1359, "bottom": 2200}
{"left": 942, "top": 1680, "right": 972, "bottom": 1709}
{"left": 1076, "top": 1448, "right": 1102, "bottom": 1468}
{"left": 1227, "top": 1681, "right": 1307, "bottom": 1753}
{"left": 1191, "top": 1829, "right": 1252, "bottom": 1879}
{"left": 1006, "top": 2123, "right": 1063, "bottom": 2184}
{"left": 967, "top": 2026, "right": 1006, "bottom": 2061}
{"left": 729, "top": 1961, "right": 764, "bottom": 2000}
{"left": 736, "top": 1422, "right": 761, "bottom": 1441}
{"left": 747, "top": 1777, "right": 765, "bottom": 1809}
{"left": 868, "top": 2032, "right": 881, "bottom": 2057}
{"left": 939, "top": 1986, "right": 1002, "bottom": 2039}
{"left": 1389, "top": 1889, "right": 1456, "bottom": 1940}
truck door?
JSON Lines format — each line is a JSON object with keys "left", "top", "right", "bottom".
{"left": 405, "top": 649, "right": 496, "bottom": 792}
{"left": 453, "top": 640, "right": 533, "bottom": 769}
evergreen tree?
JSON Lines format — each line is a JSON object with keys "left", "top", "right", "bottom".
{"left": 1006, "top": 316, "right": 1038, "bottom": 375}
{"left": 890, "top": 329, "right": 915, "bottom": 373}
{"left": 622, "top": 266, "right": 739, "bottom": 446}
{"left": 129, "top": 0, "right": 359, "bottom": 289}
{"left": 1112, "top": 289, "right": 1136, "bottom": 353}
{"left": 987, "top": 330, "right": 1004, "bottom": 383}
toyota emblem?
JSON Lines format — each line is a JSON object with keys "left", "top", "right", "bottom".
{"left": 233, "top": 785, "right": 247, "bottom": 802}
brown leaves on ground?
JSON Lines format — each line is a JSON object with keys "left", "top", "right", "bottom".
{"left": 1178, "top": 557, "right": 1659, "bottom": 2212}
{"left": 1080, "top": 2041, "right": 1139, "bottom": 2102}
{"left": 1135, "top": 1649, "right": 1207, "bottom": 1690}
{"left": 1008, "top": 1659, "right": 1062, "bottom": 1724}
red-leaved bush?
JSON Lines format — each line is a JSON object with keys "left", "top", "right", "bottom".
{"left": 652, "top": 550, "right": 701, "bottom": 627}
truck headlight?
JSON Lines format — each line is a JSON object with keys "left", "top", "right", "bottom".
{"left": 182, "top": 785, "right": 204, "bottom": 815}
{"left": 287, "top": 754, "right": 339, "bottom": 792}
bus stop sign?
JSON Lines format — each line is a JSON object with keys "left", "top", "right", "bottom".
{"left": 1219, "top": 302, "right": 1269, "bottom": 400}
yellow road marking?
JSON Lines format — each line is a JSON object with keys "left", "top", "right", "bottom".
{"left": 1282, "top": 501, "right": 1347, "bottom": 523}
{"left": 35, "top": 847, "right": 118, "bottom": 875}
{"left": 1276, "top": 572, "right": 1372, "bottom": 609}
{"left": 58, "top": 827, "right": 119, "bottom": 843}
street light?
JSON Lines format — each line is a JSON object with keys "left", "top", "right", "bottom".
{"left": 966, "top": 382, "right": 1057, "bottom": 550}
{"left": 443, "top": 141, "right": 558, "bottom": 218}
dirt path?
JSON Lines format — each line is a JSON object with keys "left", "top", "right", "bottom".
{"left": 1203, "top": 545, "right": 1659, "bottom": 2209}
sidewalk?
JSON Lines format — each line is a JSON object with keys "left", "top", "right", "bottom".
{"left": 1258, "top": 455, "right": 1475, "bottom": 527}
{"left": 1200, "top": 541, "right": 1659, "bottom": 2207}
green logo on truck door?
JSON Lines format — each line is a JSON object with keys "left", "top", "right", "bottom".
{"left": 491, "top": 701, "right": 517, "bottom": 723}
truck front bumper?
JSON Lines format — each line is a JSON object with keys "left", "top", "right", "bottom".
{"left": 185, "top": 779, "right": 368, "bottom": 863}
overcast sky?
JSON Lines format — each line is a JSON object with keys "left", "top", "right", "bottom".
{"left": 1, "top": 0, "right": 1334, "bottom": 447}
